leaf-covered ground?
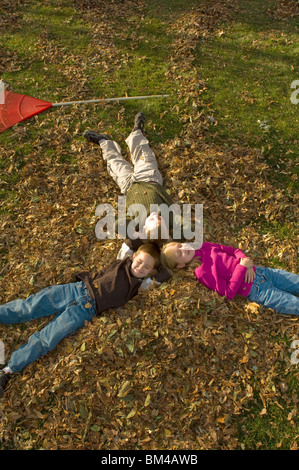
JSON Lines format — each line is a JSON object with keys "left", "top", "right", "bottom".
{"left": 0, "top": 0, "right": 298, "bottom": 450}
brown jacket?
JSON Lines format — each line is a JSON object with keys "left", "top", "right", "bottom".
{"left": 76, "top": 257, "right": 143, "bottom": 315}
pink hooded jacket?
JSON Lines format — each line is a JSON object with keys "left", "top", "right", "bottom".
{"left": 193, "top": 242, "right": 255, "bottom": 300}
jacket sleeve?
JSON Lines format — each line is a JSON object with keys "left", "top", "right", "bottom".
{"left": 194, "top": 242, "right": 248, "bottom": 300}
{"left": 153, "top": 266, "right": 172, "bottom": 284}
{"left": 116, "top": 238, "right": 144, "bottom": 260}
{"left": 195, "top": 264, "right": 248, "bottom": 300}
{"left": 213, "top": 243, "right": 249, "bottom": 299}
{"left": 219, "top": 264, "right": 248, "bottom": 300}
{"left": 208, "top": 242, "right": 247, "bottom": 260}
{"left": 116, "top": 242, "right": 133, "bottom": 260}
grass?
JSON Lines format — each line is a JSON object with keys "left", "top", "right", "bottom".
{"left": 0, "top": 0, "right": 298, "bottom": 450}
{"left": 193, "top": 0, "right": 299, "bottom": 191}
{"left": 237, "top": 397, "right": 298, "bottom": 450}
{"left": 235, "top": 361, "right": 299, "bottom": 450}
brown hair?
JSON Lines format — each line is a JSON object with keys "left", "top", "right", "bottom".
{"left": 136, "top": 242, "right": 161, "bottom": 267}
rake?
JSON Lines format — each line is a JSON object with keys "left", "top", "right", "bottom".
{"left": 0, "top": 86, "right": 169, "bottom": 133}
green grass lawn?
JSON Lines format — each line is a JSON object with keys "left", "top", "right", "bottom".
{"left": 193, "top": 0, "right": 298, "bottom": 191}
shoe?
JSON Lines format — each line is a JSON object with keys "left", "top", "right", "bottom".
{"left": 83, "top": 130, "right": 111, "bottom": 144}
{"left": 133, "top": 112, "right": 146, "bottom": 132}
{"left": 0, "top": 370, "right": 11, "bottom": 398}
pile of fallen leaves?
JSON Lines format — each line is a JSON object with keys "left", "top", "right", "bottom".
{"left": 0, "top": 0, "right": 298, "bottom": 450}
{"left": 271, "top": 0, "right": 299, "bottom": 19}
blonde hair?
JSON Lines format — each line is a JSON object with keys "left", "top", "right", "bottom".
{"left": 160, "top": 242, "right": 180, "bottom": 272}
{"left": 161, "top": 241, "right": 199, "bottom": 273}
{"left": 136, "top": 243, "right": 161, "bottom": 267}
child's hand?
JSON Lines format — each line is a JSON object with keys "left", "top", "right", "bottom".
{"left": 245, "top": 267, "right": 255, "bottom": 284}
{"left": 240, "top": 257, "right": 254, "bottom": 268}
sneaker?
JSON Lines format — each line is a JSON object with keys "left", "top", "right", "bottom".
{"left": 0, "top": 370, "right": 11, "bottom": 397}
{"left": 83, "top": 130, "right": 111, "bottom": 144}
{"left": 133, "top": 112, "right": 146, "bottom": 132}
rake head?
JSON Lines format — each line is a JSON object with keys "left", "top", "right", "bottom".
{"left": 0, "top": 90, "right": 52, "bottom": 133}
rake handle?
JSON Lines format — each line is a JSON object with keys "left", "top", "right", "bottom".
{"left": 52, "top": 94, "right": 170, "bottom": 107}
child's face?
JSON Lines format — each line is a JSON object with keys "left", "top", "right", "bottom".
{"left": 144, "top": 212, "right": 169, "bottom": 240}
{"left": 130, "top": 252, "right": 156, "bottom": 279}
{"left": 166, "top": 242, "right": 195, "bottom": 268}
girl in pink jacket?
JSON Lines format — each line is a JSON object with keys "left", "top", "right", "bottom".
{"left": 161, "top": 241, "right": 299, "bottom": 316}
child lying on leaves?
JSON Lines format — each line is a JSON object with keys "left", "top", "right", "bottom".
{"left": 0, "top": 243, "right": 167, "bottom": 398}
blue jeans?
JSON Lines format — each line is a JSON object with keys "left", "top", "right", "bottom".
{"left": 0, "top": 281, "right": 96, "bottom": 372}
{"left": 248, "top": 266, "right": 299, "bottom": 316}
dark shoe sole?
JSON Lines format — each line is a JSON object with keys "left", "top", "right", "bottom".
{"left": 133, "top": 112, "right": 146, "bottom": 132}
{"left": 83, "top": 131, "right": 111, "bottom": 144}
